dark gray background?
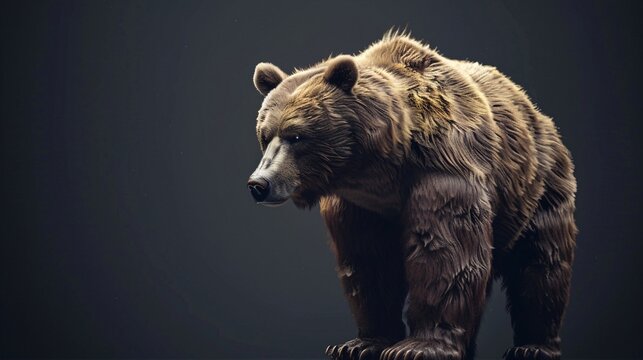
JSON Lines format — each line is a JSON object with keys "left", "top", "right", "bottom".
{"left": 1, "top": 0, "right": 642, "bottom": 358}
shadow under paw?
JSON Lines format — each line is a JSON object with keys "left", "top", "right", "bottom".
{"left": 326, "top": 337, "right": 391, "bottom": 360}
{"left": 380, "top": 338, "right": 461, "bottom": 360}
{"left": 504, "top": 345, "right": 561, "bottom": 360}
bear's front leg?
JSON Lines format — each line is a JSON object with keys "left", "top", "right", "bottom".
{"left": 382, "top": 174, "right": 493, "bottom": 360}
{"left": 321, "top": 196, "right": 407, "bottom": 360}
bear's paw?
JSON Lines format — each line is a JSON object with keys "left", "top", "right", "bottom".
{"left": 380, "top": 338, "right": 461, "bottom": 360}
{"left": 326, "top": 337, "right": 391, "bottom": 360}
{"left": 504, "top": 345, "right": 561, "bottom": 360}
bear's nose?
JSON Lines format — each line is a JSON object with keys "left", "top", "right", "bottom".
{"left": 247, "top": 177, "right": 270, "bottom": 203}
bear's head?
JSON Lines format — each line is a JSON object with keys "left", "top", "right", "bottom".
{"left": 247, "top": 55, "right": 412, "bottom": 209}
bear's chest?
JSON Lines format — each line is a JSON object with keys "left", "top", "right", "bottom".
{"left": 335, "top": 174, "right": 403, "bottom": 216}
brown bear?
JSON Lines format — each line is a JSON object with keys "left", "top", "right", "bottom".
{"left": 247, "top": 32, "right": 576, "bottom": 360}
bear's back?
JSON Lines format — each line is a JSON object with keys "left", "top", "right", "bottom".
{"left": 452, "top": 60, "right": 576, "bottom": 248}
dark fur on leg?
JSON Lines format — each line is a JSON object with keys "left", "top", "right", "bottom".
{"left": 381, "top": 174, "right": 493, "bottom": 360}
{"left": 499, "top": 183, "right": 576, "bottom": 360}
{"left": 321, "top": 196, "right": 407, "bottom": 360}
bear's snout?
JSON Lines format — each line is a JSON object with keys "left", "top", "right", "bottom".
{"left": 248, "top": 137, "right": 301, "bottom": 206}
{"left": 247, "top": 177, "right": 270, "bottom": 203}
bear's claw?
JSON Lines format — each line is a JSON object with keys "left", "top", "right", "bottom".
{"left": 380, "top": 338, "right": 460, "bottom": 360}
{"left": 325, "top": 338, "right": 390, "bottom": 360}
{"left": 504, "top": 345, "right": 560, "bottom": 360}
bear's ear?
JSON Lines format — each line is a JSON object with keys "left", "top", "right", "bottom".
{"left": 323, "top": 55, "right": 358, "bottom": 93}
{"left": 253, "top": 63, "right": 287, "bottom": 96}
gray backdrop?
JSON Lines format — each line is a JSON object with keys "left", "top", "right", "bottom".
{"left": 2, "top": 0, "right": 642, "bottom": 358}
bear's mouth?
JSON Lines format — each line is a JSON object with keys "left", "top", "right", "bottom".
{"left": 257, "top": 198, "right": 289, "bottom": 207}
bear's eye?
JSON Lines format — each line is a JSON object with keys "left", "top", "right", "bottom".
{"left": 284, "top": 135, "right": 302, "bottom": 144}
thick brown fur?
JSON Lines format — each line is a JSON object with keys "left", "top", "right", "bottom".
{"left": 251, "top": 31, "right": 577, "bottom": 360}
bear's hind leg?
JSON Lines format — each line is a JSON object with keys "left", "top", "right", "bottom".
{"left": 501, "top": 195, "right": 576, "bottom": 360}
{"left": 321, "top": 196, "right": 407, "bottom": 360}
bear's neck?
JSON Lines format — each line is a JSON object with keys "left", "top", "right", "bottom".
{"left": 333, "top": 159, "right": 406, "bottom": 216}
